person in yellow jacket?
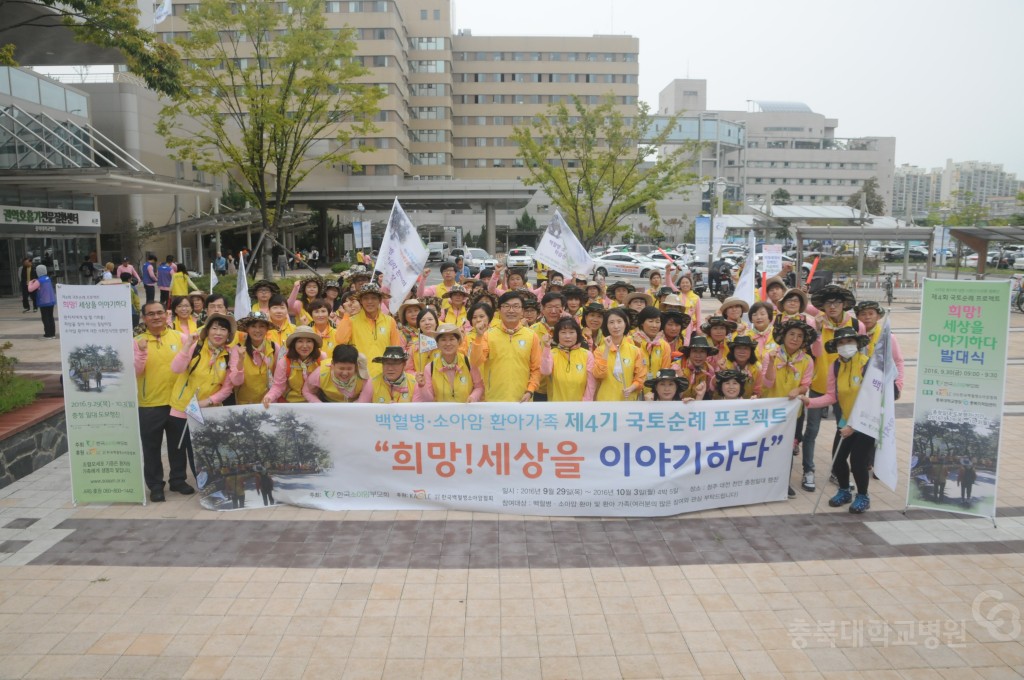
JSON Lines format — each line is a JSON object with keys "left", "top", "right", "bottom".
{"left": 169, "top": 267, "right": 198, "bottom": 297}
{"left": 334, "top": 283, "right": 402, "bottom": 377}
{"left": 303, "top": 344, "right": 369, "bottom": 403}
{"left": 592, "top": 307, "right": 647, "bottom": 401}
{"left": 231, "top": 312, "right": 278, "bottom": 405}
{"left": 308, "top": 299, "right": 336, "bottom": 357}
{"left": 262, "top": 294, "right": 295, "bottom": 348}
{"left": 263, "top": 326, "right": 324, "bottom": 406}
{"left": 134, "top": 300, "right": 185, "bottom": 502}
{"left": 540, "top": 317, "right": 596, "bottom": 401}
{"left": 169, "top": 295, "right": 198, "bottom": 336}
{"left": 469, "top": 291, "right": 542, "bottom": 402}
{"left": 413, "top": 324, "right": 483, "bottom": 402}
{"left": 250, "top": 280, "right": 280, "bottom": 315}
{"left": 439, "top": 284, "right": 471, "bottom": 328}
{"left": 167, "top": 313, "right": 240, "bottom": 494}
{"left": 719, "top": 297, "right": 752, "bottom": 339}
{"left": 721, "top": 335, "right": 762, "bottom": 399}
{"left": 462, "top": 302, "right": 494, "bottom": 353}
{"left": 358, "top": 346, "right": 416, "bottom": 403}
{"left": 803, "top": 284, "right": 864, "bottom": 493}
{"left": 631, "top": 306, "right": 672, "bottom": 395}
{"left": 801, "top": 326, "right": 873, "bottom": 513}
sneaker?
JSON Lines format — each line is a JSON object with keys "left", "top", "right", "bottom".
{"left": 849, "top": 494, "right": 870, "bottom": 513}
{"left": 829, "top": 473, "right": 839, "bottom": 486}
{"left": 828, "top": 489, "right": 852, "bottom": 507}
{"left": 169, "top": 482, "right": 195, "bottom": 495}
{"left": 788, "top": 486, "right": 796, "bottom": 499}
{"left": 150, "top": 487, "right": 165, "bottom": 502}
{"left": 801, "top": 471, "right": 815, "bottom": 492}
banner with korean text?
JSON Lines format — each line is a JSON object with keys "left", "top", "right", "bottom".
{"left": 907, "top": 279, "right": 1010, "bottom": 519}
{"left": 191, "top": 399, "right": 799, "bottom": 515}
{"left": 57, "top": 284, "right": 146, "bottom": 504}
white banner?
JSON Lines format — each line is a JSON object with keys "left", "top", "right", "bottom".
{"left": 695, "top": 217, "right": 710, "bottom": 261}
{"left": 712, "top": 217, "right": 728, "bottom": 256}
{"left": 233, "top": 253, "right": 249, "bottom": 317}
{"left": 762, "top": 244, "right": 783, "bottom": 277}
{"left": 57, "top": 284, "right": 146, "bottom": 504}
{"left": 191, "top": 399, "right": 800, "bottom": 515}
{"left": 375, "top": 199, "right": 428, "bottom": 305}
{"left": 534, "top": 211, "right": 596, "bottom": 277}
{"left": 847, "top": 316, "right": 898, "bottom": 492}
{"left": 735, "top": 230, "right": 757, "bottom": 306}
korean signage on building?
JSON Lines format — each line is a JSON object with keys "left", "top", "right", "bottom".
{"left": 0, "top": 204, "right": 101, "bottom": 235}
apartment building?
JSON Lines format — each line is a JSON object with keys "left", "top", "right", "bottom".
{"left": 892, "top": 163, "right": 942, "bottom": 219}
{"left": 893, "top": 160, "right": 1022, "bottom": 219}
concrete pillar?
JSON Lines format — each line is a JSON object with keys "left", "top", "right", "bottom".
{"left": 196, "top": 230, "right": 204, "bottom": 274}
{"left": 485, "top": 202, "right": 496, "bottom": 255}
{"left": 174, "top": 194, "right": 183, "bottom": 264}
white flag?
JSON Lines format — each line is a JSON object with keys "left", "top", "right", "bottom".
{"left": 847, "top": 317, "right": 898, "bottom": 492}
{"left": 184, "top": 392, "right": 205, "bottom": 425}
{"left": 735, "top": 230, "right": 757, "bottom": 306}
{"left": 209, "top": 264, "right": 219, "bottom": 293}
{"left": 154, "top": 0, "right": 172, "bottom": 24}
{"left": 234, "top": 253, "right": 250, "bottom": 318}
{"left": 534, "top": 211, "right": 596, "bottom": 278}
{"left": 375, "top": 198, "right": 428, "bottom": 305}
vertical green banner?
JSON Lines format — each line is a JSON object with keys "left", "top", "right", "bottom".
{"left": 907, "top": 279, "right": 1011, "bottom": 518}
{"left": 57, "top": 284, "right": 146, "bottom": 504}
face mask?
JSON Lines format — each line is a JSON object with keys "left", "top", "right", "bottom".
{"left": 837, "top": 344, "right": 858, "bottom": 359}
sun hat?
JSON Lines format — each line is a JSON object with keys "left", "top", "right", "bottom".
{"left": 373, "top": 345, "right": 409, "bottom": 363}
{"left": 718, "top": 296, "right": 750, "bottom": 316}
{"left": 811, "top": 284, "right": 857, "bottom": 311}
{"left": 237, "top": 311, "right": 271, "bottom": 330}
{"left": 699, "top": 315, "right": 738, "bottom": 335}
{"left": 199, "top": 312, "right": 236, "bottom": 341}
{"left": 681, "top": 334, "right": 719, "bottom": 356}
{"left": 434, "top": 324, "right": 464, "bottom": 344}
{"left": 355, "top": 282, "right": 390, "bottom": 300}
{"left": 286, "top": 325, "right": 322, "bottom": 352}
{"left": 772, "top": 318, "right": 819, "bottom": 349}
{"left": 643, "top": 368, "right": 690, "bottom": 393}
{"left": 824, "top": 326, "right": 871, "bottom": 353}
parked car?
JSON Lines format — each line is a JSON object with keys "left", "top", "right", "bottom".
{"left": 592, "top": 253, "right": 665, "bottom": 280}
{"left": 426, "top": 241, "right": 450, "bottom": 263}
{"left": 459, "top": 248, "right": 498, "bottom": 275}
{"left": 506, "top": 247, "right": 535, "bottom": 268}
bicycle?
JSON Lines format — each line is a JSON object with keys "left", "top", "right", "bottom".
{"left": 882, "top": 273, "right": 894, "bottom": 305}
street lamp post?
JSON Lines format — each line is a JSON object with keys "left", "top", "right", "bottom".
{"left": 701, "top": 177, "right": 727, "bottom": 271}
{"left": 350, "top": 202, "right": 364, "bottom": 263}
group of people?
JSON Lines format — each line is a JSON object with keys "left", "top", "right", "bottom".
{"left": 134, "top": 258, "right": 904, "bottom": 513}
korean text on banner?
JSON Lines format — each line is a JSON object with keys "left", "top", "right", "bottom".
{"left": 847, "top": 316, "right": 898, "bottom": 491}
{"left": 534, "top": 211, "right": 596, "bottom": 277}
{"left": 762, "top": 245, "right": 783, "bottom": 277}
{"left": 57, "top": 284, "right": 146, "bottom": 504}
{"left": 375, "top": 199, "right": 428, "bottom": 304}
{"left": 906, "top": 279, "right": 1010, "bottom": 519}
{"left": 191, "top": 399, "right": 800, "bottom": 515}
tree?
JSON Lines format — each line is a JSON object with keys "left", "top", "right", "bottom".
{"left": 846, "top": 177, "right": 886, "bottom": 215}
{"left": 156, "top": 0, "right": 382, "bottom": 278}
{"left": 0, "top": 0, "right": 183, "bottom": 98}
{"left": 515, "top": 210, "right": 537, "bottom": 231}
{"left": 511, "top": 95, "right": 701, "bottom": 248}
{"left": 771, "top": 188, "right": 791, "bottom": 206}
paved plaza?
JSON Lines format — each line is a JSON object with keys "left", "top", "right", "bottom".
{"left": 2, "top": 289, "right": 1024, "bottom": 679}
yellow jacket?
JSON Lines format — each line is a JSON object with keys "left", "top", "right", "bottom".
{"left": 592, "top": 336, "right": 647, "bottom": 401}
{"left": 335, "top": 311, "right": 401, "bottom": 377}
{"left": 234, "top": 341, "right": 276, "bottom": 405}
{"left": 469, "top": 323, "right": 542, "bottom": 402}
{"left": 169, "top": 343, "right": 233, "bottom": 412}
{"left": 135, "top": 328, "right": 184, "bottom": 407}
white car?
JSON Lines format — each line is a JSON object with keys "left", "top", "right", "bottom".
{"left": 462, "top": 248, "right": 497, "bottom": 275}
{"left": 592, "top": 253, "right": 666, "bottom": 280}
{"left": 506, "top": 247, "right": 535, "bottom": 268}
{"left": 646, "top": 250, "right": 691, "bottom": 274}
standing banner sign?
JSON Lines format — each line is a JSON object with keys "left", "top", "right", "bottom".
{"left": 57, "top": 284, "right": 146, "bottom": 504}
{"left": 695, "top": 217, "right": 710, "bottom": 262}
{"left": 712, "top": 217, "right": 728, "bottom": 256}
{"left": 190, "top": 399, "right": 799, "bottom": 515}
{"left": 762, "top": 244, "right": 783, "bottom": 277}
{"left": 734, "top": 230, "right": 758, "bottom": 307}
{"left": 847, "top": 315, "right": 899, "bottom": 492}
{"left": 907, "top": 279, "right": 1010, "bottom": 519}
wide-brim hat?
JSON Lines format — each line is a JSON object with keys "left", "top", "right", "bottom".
{"left": 581, "top": 302, "right": 607, "bottom": 317}
{"left": 442, "top": 284, "right": 470, "bottom": 299}
{"left": 660, "top": 293, "right": 684, "bottom": 308}
{"left": 715, "top": 368, "right": 748, "bottom": 385}
{"left": 237, "top": 311, "right": 272, "bottom": 330}
{"left": 780, "top": 288, "right": 808, "bottom": 312}
{"left": 435, "top": 323, "right": 464, "bottom": 343}
{"left": 626, "top": 291, "right": 654, "bottom": 307}
{"left": 660, "top": 310, "right": 691, "bottom": 328}
{"left": 356, "top": 282, "right": 391, "bottom": 300}
{"left": 718, "top": 296, "right": 749, "bottom": 316}
{"left": 324, "top": 279, "right": 341, "bottom": 290}
{"left": 765, "top": 275, "right": 787, "bottom": 292}
{"left": 811, "top": 284, "right": 857, "bottom": 311}
{"left": 286, "top": 325, "right": 323, "bottom": 352}
{"left": 700, "top": 315, "right": 738, "bottom": 335}
{"left": 644, "top": 368, "right": 690, "bottom": 392}
{"left": 251, "top": 279, "right": 280, "bottom": 296}
{"left": 854, "top": 300, "right": 886, "bottom": 317}
{"left": 373, "top": 345, "right": 409, "bottom": 363}
{"left": 188, "top": 290, "right": 208, "bottom": 301}
{"left": 345, "top": 265, "right": 371, "bottom": 281}
{"left": 824, "top": 326, "right": 871, "bottom": 353}
{"left": 656, "top": 286, "right": 674, "bottom": 299}
{"left": 585, "top": 280, "right": 605, "bottom": 292}
{"left": 299, "top": 275, "right": 324, "bottom": 292}
{"left": 681, "top": 334, "right": 719, "bottom": 356}
{"left": 607, "top": 280, "right": 635, "bottom": 294}
{"left": 727, "top": 334, "right": 757, "bottom": 351}
{"left": 396, "top": 298, "right": 426, "bottom": 319}
{"left": 772, "top": 318, "right": 819, "bottom": 349}
{"left": 561, "top": 285, "right": 585, "bottom": 300}
{"left": 199, "top": 312, "right": 237, "bottom": 341}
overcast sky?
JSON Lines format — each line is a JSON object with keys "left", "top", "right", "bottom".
{"left": 454, "top": 0, "right": 1024, "bottom": 176}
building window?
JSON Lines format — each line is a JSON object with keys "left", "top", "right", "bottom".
{"left": 420, "top": 9, "right": 427, "bottom": 18}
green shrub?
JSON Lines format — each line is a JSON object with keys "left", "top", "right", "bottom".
{"left": 331, "top": 262, "right": 352, "bottom": 274}
{"left": 819, "top": 256, "right": 880, "bottom": 275}
{"left": 0, "top": 342, "right": 42, "bottom": 415}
